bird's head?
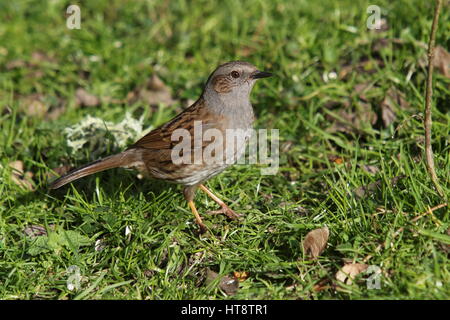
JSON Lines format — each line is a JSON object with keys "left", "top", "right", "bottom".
{"left": 205, "top": 61, "right": 272, "bottom": 98}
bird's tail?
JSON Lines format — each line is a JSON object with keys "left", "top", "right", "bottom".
{"left": 49, "top": 152, "right": 136, "bottom": 189}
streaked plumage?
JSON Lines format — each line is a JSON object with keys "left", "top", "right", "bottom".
{"left": 49, "top": 61, "right": 272, "bottom": 233}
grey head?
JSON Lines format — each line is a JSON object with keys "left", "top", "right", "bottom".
{"left": 202, "top": 61, "right": 272, "bottom": 110}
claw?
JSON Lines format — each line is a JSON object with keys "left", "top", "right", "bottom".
{"left": 207, "top": 204, "right": 241, "bottom": 220}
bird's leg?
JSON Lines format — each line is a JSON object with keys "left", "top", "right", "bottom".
{"left": 199, "top": 184, "right": 241, "bottom": 220}
{"left": 187, "top": 200, "right": 207, "bottom": 234}
{"left": 184, "top": 185, "right": 207, "bottom": 233}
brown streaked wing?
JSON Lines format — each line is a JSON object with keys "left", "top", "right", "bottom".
{"left": 129, "top": 97, "right": 225, "bottom": 151}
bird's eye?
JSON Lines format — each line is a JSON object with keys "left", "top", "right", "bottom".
{"left": 231, "top": 71, "right": 240, "bottom": 78}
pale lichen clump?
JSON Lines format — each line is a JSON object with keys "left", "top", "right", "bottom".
{"left": 64, "top": 112, "right": 148, "bottom": 160}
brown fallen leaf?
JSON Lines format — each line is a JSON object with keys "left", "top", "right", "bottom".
{"left": 433, "top": 46, "right": 450, "bottom": 78}
{"left": 279, "top": 201, "right": 310, "bottom": 216}
{"left": 339, "top": 59, "right": 384, "bottom": 80}
{"left": 353, "top": 82, "right": 373, "bottom": 102}
{"left": 380, "top": 87, "right": 411, "bottom": 127}
{"left": 205, "top": 268, "right": 239, "bottom": 296}
{"left": 46, "top": 165, "right": 73, "bottom": 181}
{"left": 312, "top": 277, "right": 334, "bottom": 292}
{"left": 75, "top": 88, "right": 101, "bottom": 107}
{"left": 46, "top": 105, "right": 67, "bottom": 121}
{"left": 5, "top": 59, "right": 27, "bottom": 70}
{"left": 302, "top": 226, "right": 329, "bottom": 259}
{"left": 261, "top": 193, "right": 274, "bottom": 203}
{"left": 233, "top": 271, "right": 249, "bottom": 282}
{"left": 354, "top": 174, "right": 405, "bottom": 198}
{"left": 9, "top": 160, "right": 24, "bottom": 174}
{"left": 371, "top": 38, "right": 422, "bottom": 53}
{"left": 94, "top": 238, "right": 107, "bottom": 252}
{"left": 336, "top": 263, "right": 368, "bottom": 285}
{"left": 329, "top": 155, "right": 344, "bottom": 165}
{"left": 323, "top": 99, "right": 351, "bottom": 110}
{"left": 128, "top": 74, "right": 175, "bottom": 107}
{"left": 326, "top": 100, "right": 377, "bottom": 134}
{"left": 6, "top": 51, "right": 57, "bottom": 70}
{"left": 25, "top": 69, "right": 45, "bottom": 80}
{"left": 361, "top": 164, "right": 380, "bottom": 174}
{"left": 20, "top": 94, "right": 48, "bottom": 118}
{"left": 147, "top": 74, "right": 167, "bottom": 91}
{"left": 419, "top": 45, "right": 450, "bottom": 79}
{"left": 23, "top": 225, "right": 47, "bottom": 238}
{"left": 9, "top": 160, "right": 34, "bottom": 191}
{"left": 30, "top": 51, "right": 57, "bottom": 66}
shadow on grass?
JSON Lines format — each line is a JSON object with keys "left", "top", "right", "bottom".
{"left": 11, "top": 168, "right": 178, "bottom": 211}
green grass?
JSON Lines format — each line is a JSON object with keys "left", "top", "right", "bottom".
{"left": 0, "top": 0, "right": 449, "bottom": 299}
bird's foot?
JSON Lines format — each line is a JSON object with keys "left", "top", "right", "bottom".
{"left": 196, "top": 222, "right": 207, "bottom": 234}
{"left": 207, "top": 204, "right": 241, "bottom": 220}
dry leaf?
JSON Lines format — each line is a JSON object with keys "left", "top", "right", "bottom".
{"left": 238, "top": 46, "right": 257, "bottom": 57}
{"left": 46, "top": 165, "right": 72, "bottom": 181}
{"left": 329, "top": 155, "right": 344, "bottom": 165}
{"left": 313, "top": 277, "right": 333, "bottom": 292}
{"left": 419, "top": 45, "right": 450, "bottom": 79}
{"left": 20, "top": 94, "right": 48, "bottom": 118}
{"left": 302, "top": 226, "right": 329, "bottom": 259}
{"left": 9, "top": 160, "right": 34, "bottom": 191}
{"left": 354, "top": 174, "right": 405, "bottom": 198}
{"left": 6, "top": 59, "right": 26, "bottom": 70}
{"left": 327, "top": 100, "right": 377, "bottom": 134}
{"left": 147, "top": 74, "right": 167, "bottom": 91}
{"left": 361, "top": 164, "right": 379, "bottom": 174}
{"left": 339, "top": 59, "right": 384, "bottom": 80}
{"left": 219, "top": 275, "right": 239, "bottom": 295}
{"left": 280, "top": 201, "right": 309, "bottom": 216}
{"left": 6, "top": 51, "right": 57, "bottom": 71}
{"left": 75, "top": 88, "right": 101, "bottom": 107}
{"left": 433, "top": 46, "right": 450, "bottom": 78}
{"left": 353, "top": 82, "right": 373, "bottom": 102}
{"left": 380, "top": 87, "right": 411, "bottom": 127}
{"left": 25, "top": 70, "right": 45, "bottom": 79}
{"left": 371, "top": 38, "right": 415, "bottom": 53}
{"left": 336, "top": 263, "right": 368, "bottom": 285}
{"left": 233, "top": 271, "right": 249, "bottom": 282}
{"left": 128, "top": 74, "right": 175, "bottom": 107}
{"left": 46, "top": 105, "right": 67, "bottom": 120}
{"left": 9, "top": 160, "right": 24, "bottom": 174}
{"left": 27, "top": 99, "right": 47, "bottom": 117}
{"left": 30, "top": 51, "right": 57, "bottom": 66}
{"left": 94, "top": 238, "right": 107, "bottom": 252}
{"left": 23, "top": 225, "right": 47, "bottom": 238}
{"left": 381, "top": 102, "right": 396, "bottom": 127}
{"left": 261, "top": 193, "right": 274, "bottom": 203}
{"left": 205, "top": 269, "right": 239, "bottom": 296}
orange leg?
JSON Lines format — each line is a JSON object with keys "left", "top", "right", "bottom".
{"left": 188, "top": 200, "right": 207, "bottom": 233}
{"left": 199, "top": 184, "right": 241, "bottom": 220}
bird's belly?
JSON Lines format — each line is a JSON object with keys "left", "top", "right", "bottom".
{"left": 172, "top": 163, "right": 230, "bottom": 185}
{"left": 142, "top": 127, "right": 251, "bottom": 186}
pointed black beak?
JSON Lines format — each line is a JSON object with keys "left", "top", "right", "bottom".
{"left": 251, "top": 70, "right": 273, "bottom": 79}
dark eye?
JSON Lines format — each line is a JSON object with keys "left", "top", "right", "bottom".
{"left": 231, "top": 71, "right": 240, "bottom": 78}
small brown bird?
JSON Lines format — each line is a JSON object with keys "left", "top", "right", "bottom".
{"left": 49, "top": 61, "right": 272, "bottom": 233}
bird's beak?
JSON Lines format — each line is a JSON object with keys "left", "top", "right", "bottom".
{"left": 251, "top": 70, "right": 273, "bottom": 79}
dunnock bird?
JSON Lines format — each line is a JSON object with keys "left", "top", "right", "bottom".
{"left": 49, "top": 61, "right": 272, "bottom": 233}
